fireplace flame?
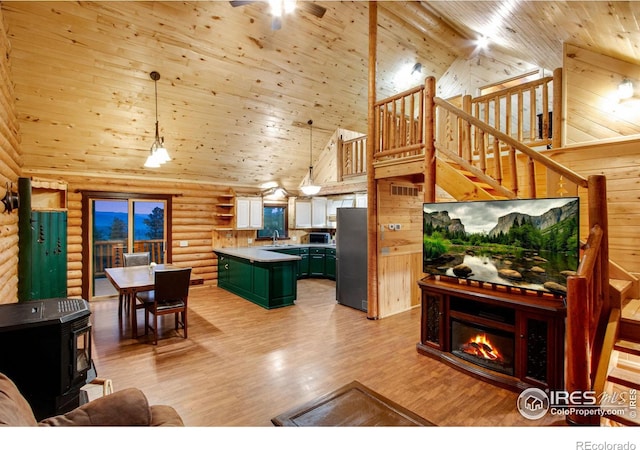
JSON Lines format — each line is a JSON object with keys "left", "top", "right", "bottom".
{"left": 460, "top": 333, "right": 504, "bottom": 362}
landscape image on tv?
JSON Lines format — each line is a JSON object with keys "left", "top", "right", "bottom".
{"left": 423, "top": 197, "right": 580, "bottom": 295}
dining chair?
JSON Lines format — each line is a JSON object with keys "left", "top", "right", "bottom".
{"left": 136, "top": 267, "right": 192, "bottom": 345}
{"left": 117, "top": 252, "right": 151, "bottom": 317}
{"left": 123, "top": 252, "right": 151, "bottom": 267}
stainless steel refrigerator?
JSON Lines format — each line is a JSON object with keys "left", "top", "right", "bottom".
{"left": 336, "top": 207, "right": 367, "bottom": 312}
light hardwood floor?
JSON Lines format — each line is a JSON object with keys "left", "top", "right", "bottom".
{"left": 89, "top": 278, "right": 566, "bottom": 427}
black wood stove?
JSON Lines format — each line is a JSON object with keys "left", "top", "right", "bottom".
{"left": 0, "top": 298, "right": 93, "bottom": 420}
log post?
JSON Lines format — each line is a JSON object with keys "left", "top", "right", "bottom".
{"left": 589, "top": 175, "right": 610, "bottom": 310}
{"left": 366, "top": 1, "right": 378, "bottom": 320}
{"left": 566, "top": 275, "right": 593, "bottom": 425}
{"left": 552, "top": 68, "right": 563, "bottom": 149}
{"left": 424, "top": 76, "right": 436, "bottom": 203}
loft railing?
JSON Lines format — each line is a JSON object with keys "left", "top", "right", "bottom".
{"left": 470, "top": 73, "right": 558, "bottom": 150}
{"left": 339, "top": 135, "right": 367, "bottom": 180}
{"left": 373, "top": 84, "right": 424, "bottom": 161}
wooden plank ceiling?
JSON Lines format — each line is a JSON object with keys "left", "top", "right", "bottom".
{"left": 3, "top": 1, "right": 639, "bottom": 192}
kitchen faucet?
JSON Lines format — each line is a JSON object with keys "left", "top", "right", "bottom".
{"left": 272, "top": 229, "right": 279, "bottom": 245}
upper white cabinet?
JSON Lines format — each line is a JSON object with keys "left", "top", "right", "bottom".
{"left": 292, "top": 194, "right": 365, "bottom": 229}
{"left": 235, "top": 196, "right": 263, "bottom": 230}
{"left": 293, "top": 199, "right": 312, "bottom": 228}
{"left": 292, "top": 197, "right": 327, "bottom": 229}
{"left": 355, "top": 192, "right": 367, "bottom": 208}
{"left": 311, "top": 197, "right": 328, "bottom": 228}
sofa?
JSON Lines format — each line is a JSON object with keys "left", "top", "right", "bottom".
{"left": 0, "top": 372, "right": 184, "bottom": 426}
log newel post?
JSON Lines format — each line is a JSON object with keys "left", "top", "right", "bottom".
{"left": 366, "top": 1, "right": 378, "bottom": 320}
{"left": 424, "top": 76, "right": 436, "bottom": 203}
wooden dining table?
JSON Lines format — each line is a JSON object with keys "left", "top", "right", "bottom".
{"left": 104, "top": 264, "right": 201, "bottom": 338}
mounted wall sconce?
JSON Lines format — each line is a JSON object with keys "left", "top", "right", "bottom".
{"left": 300, "top": 119, "right": 321, "bottom": 196}
{"left": 144, "top": 71, "right": 171, "bottom": 168}
{"left": 618, "top": 78, "right": 634, "bottom": 100}
{"left": 1, "top": 182, "right": 19, "bottom": 213}
{"left": 411, "top": 63, "right": 422, "bottom": 76}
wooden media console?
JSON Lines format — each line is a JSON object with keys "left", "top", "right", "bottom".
{"left": 417, "top": 276, "right": 567, "bottom": 392}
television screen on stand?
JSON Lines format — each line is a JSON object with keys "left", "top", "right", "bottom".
{"left": 422, "top": 197, "right": 580, "bottom": 295}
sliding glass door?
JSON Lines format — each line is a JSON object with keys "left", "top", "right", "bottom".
{"left": 91, "top": 198, "right": 167, "bottom": 299}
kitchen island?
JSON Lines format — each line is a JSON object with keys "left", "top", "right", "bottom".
{"left": 213, "top": 247, "right": 301, "bottom": 309}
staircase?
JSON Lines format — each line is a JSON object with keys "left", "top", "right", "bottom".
{"left": 438, "top": 160, "right": 510, "bottom": 200}
{"left": 368, "top": 75, "right": 639, "bottom": 425}
{"left": 601, "top": 295, "right": 640, "bottom": 426}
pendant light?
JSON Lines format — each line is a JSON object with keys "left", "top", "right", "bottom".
{"left": 300, "top": 119, "right": 321, "bottom": 196}
{"left": 144, "top": 71, "right": 171, "bottom": 168}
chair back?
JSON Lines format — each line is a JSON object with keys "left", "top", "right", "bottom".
{"left": 123, "top": 252, "right": 151, "bottom": 267}
{"left": 154, "top": 268, "right": 192, "bottom": 303}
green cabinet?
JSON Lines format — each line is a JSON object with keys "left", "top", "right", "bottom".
{"left": 309, "top": 247, "right": 326, "bottom": 276}
{"left": 272, "top": 246, "right": 336, "bottom": 279}
{"left": 299, "top": 248, "right": 310, "bottom": 277}
{"left": 18, "top": 178, "right": 68, "bottom": 302}
{"left": 325, "top": 248, "right": 336, "bottom": 280}
{"left": 215, "top": 251, "right": 297, "bottom": 309}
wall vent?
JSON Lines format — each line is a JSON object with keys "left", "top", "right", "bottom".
{"left": 390, "top": 184, "right": 421, "bottom": 197}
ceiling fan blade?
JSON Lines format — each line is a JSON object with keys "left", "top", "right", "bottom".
{"left": 229, "top": 1, "right": 257, "bottom": 7}
{"left": 299, "top": 2, "right": 327, "bottom": 19}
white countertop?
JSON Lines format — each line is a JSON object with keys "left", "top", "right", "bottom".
{"left": 213, "top": 247, "right": 301, "bottom": 262}
{"left": 213, "top": 243, "right": 336, "bottom": 262}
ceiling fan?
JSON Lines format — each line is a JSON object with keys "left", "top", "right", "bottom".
{"left": 230, "top": 0, "right": 327, "bottom": 30}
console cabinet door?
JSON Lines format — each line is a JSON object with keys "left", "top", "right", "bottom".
{"left": 421, "top": 290, "right": 445, "bottom": 350}
{"left": 517, "top": 311, "right": 564, "bottom": 390}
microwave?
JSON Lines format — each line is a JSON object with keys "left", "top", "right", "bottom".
{"left": 308, "top": 232, "right": 330, "bottom": 244}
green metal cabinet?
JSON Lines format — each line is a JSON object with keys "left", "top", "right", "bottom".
{"left": 18, "top": 210, "right": 68, "bottom": 302}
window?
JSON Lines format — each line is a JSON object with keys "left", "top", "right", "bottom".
{"left": 257, "top": 203, "right": 288, "bottom": 239}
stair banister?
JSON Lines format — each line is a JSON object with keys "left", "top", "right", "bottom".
{"left": 433, "top": 97, "right": 589, "bottom": 189}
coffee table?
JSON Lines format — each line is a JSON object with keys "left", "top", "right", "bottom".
{"left": 271, "top": 381, "right": 435, "bottom": 426}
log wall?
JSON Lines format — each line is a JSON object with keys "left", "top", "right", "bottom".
{"left": 0, "top": 12, "right": 22, "bottom": 305}
{"left": 21, "top": 172, "right": 235, "bottom": 298}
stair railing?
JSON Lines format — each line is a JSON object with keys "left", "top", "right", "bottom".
{"left": 433, "top": 96, "right": 589, "bottom": 195}
{"left": 566, "top": 175, "right": 610, "bottom": 425}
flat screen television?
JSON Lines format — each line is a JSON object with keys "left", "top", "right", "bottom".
{"left": 422, "top": 197, "right": 580, "bottom": 295}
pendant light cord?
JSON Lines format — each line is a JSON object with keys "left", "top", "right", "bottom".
{"left": 308, "top": 119, "right": 313, "bottom": 174}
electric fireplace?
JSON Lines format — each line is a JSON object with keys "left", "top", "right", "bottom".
{"left": 0, "top": 298, "right": 93, "bottom": 420}
{"left": 451, "top": 320, "right": 515, "bottom": 376}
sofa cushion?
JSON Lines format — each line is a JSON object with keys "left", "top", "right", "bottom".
{"left": 150, "top": 404, "right": 185, "bottom": 426}
{"left": 0, "top": 373, "right": 38, "bottom": 426}
{"left": 38, "top": 388, "right": 153, "bottom": 426}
